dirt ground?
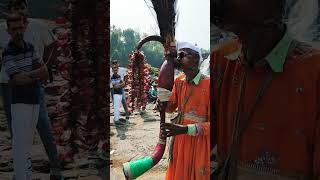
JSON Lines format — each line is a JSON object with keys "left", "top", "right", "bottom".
{"left": 110, "top": 102, "right": 177, "bottom": 180}
{"left": 0, "top": 97, "right": 109, "bottom": 180}
{"left": 0, "top": 96, "right": 174, "bottom": 180}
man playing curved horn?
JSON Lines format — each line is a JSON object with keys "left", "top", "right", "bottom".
{"left": 161, "top": 41, "right": 211, "bottom": 180}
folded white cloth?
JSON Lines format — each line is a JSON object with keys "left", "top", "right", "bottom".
{"left": 11, "top": 103, "right": 39, "bottom": 180}
{"left": 157, "top": 87, "right": 172, "bottom": 102}
{"left": 113, "top": 94, "right": 122, "bottom": 121}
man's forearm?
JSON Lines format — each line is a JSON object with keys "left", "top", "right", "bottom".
{"left": 120, "top": 82, "right": 126, "bottom": 88}
{"left": 114, "top": 82, "right": 125, "bottom": 89}
{"left": 27, "top": 66, "right": 49, "bottom": 80}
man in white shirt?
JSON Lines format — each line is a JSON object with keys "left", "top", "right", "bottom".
{"left": 110, "top": 60, "right": 130, "bottom": 120}
{"left": 0, "top": 1, "right": 63, "bottom": 179}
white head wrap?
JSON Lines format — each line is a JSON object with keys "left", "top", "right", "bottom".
{"left": 177, "top": 41, "right": 203, "bottom": 66}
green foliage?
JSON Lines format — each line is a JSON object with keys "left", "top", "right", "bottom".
{"left": 141, "top": 41, "right": 164, "bottom": 68}
{"left": 146, "top": 63, "right": 160, "bottom": 77}
{"left": 110, "top": 26, "right": 164, "bottom": 68}
{"left": 110, "top": 26, "right": 210, "bottom": 69}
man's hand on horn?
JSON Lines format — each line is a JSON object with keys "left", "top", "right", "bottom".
{"left": 161, "top": 123, "right": 188, "bottom": 137}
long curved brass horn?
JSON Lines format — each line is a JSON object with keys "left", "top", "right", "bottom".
{"left": 123, "top": 35, "right": 175, "bottom": 179}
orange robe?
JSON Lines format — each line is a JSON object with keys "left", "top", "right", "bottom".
{"left": 165, "top": 73, "right": 211, "bottom": 180}
{"left": 211, "top": 38, "right": 320, "bottom": 179}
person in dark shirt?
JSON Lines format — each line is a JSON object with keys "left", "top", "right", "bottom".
{"left": 110, "top": 60, "right": 130, "bottom": 120}
{"left": 2, "top": 14, "right": 48, "bottom": 180}
{"left": 111, "top": 62, "right": 125, "bottom": 124}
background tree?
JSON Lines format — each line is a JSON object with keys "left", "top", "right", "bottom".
{"left": 110, "top": 26, "right": 210, "bottom": 74}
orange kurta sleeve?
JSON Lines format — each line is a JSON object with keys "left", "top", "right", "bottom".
{"left": 190, "top": 78, "right": 210, "bottom": 137}
{"left": 195, "top": 123, "right": 210, "bottom": 136}
{"left": 194, "top": 94, "right": 210, "bottom": 136}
